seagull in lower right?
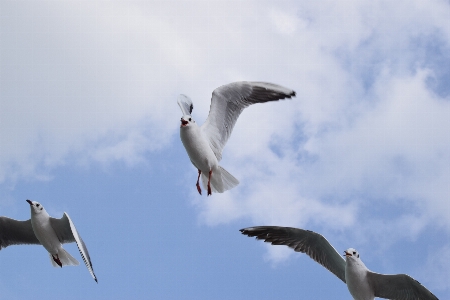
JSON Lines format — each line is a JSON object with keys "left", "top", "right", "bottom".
{"left": 240, "top": 226, "right": 438, "bottom": 300}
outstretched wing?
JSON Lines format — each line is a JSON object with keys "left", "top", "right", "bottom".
{"left": 367, "top": 272, "right": 438, "bottom": 300}
{"left": 0, "top": 217, "right": 40, "bottom": 249}
{"left": 202, "top": 82, "right": 295, "bottom": 161}
{"left": 177, "top": 94, "right": 194, "bottom": 116}
{"left": 240, "top": 226, "right": 346, "bottom": 283}
{"left": 50, "top": 213, "right": 98, "bottom": 282}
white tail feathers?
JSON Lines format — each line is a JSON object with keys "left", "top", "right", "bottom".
{"left": 219, "top": 166, "right": 239, "bottom": 191}
{"left": 201, "top": 166, "right": 239, "bottom": 193}
{"left": 49, "top": 248, "right": 79, "bottom": 267}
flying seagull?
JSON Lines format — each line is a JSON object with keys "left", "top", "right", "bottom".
{"left": 178, "top": 81, "right": 296, "bottom": 196}
{"left": 240, "top": 226, "right": 438, "bottom": 300}
{"left": 0, "top": 200, "right": 97, "bottom": 282}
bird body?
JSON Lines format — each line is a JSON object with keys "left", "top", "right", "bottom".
{"left": 180, "top": 118, "right": 236, "bottom": 194}
{"left": 28, "top": 200, "right": 79, "bottom": 267}
{"left": 178, "top": 81, "right": 296, "bottom": 195}
{"left": 240, "top": 226, "right": 438, "bottom": 300}
{"left": 180, "top": 118, "right": 219, "bottom": 176}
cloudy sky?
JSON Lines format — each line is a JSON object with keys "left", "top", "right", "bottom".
{"left": 1, "top": 0, "right": 449, "bottom": 299}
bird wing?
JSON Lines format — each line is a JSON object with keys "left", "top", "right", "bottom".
{"left": 50, "top": 213, "right": 98, "bottom": 282}
{"left": 367, "top": 271, "right": 438, "bottom": 300}
{"left": 177, "top": 94, "right": 194, "bottom": 116}
{"left": 0, "top": 217, "right": 40, "bottom": 249}
{"left": 240, "top": 226, "right": 346, "bottom": 283}
{"left": 201, "top": 82, "right": 296, "bottom": 161}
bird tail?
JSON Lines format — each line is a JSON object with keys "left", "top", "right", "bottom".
{"left": 49, "top": 249, "right": 80, "bottom": 267}
{"left": 201, "top": 166, "right": 239, "bottom": 193}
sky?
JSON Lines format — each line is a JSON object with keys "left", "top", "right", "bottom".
{"left": 0, "top": 0, "right": 449, "bottom": 299}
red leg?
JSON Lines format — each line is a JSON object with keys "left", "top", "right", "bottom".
{"left": 196, "top": 169, "right": 202, "bottom": 195}
{"left": 52, "top": 254, "right": 62, "bottom": 268}
{"left": 207, "top": 170, "right": 212, "bottom": 196}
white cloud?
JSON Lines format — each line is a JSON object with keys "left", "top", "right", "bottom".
{"left": 185, "top": 1, "right": 450, "bottom": 277}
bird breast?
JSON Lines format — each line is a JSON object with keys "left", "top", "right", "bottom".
{"left": 31, "top": 215, "right": 61, "bottom": 254}
{"left": 180, "top": 125, "right": 218, "bottom": 171}
{"left": 345, "top": 263, "right": 374, "bottom": 300}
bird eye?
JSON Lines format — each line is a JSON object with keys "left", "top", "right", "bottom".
{"left": 353, "top": 251, "right": 356, "bottom": 255}
{"left": 357, "top": 254, "right": 360, "bottom": 258}
{"left": 36, "top": 204, "right": 40, "bottom": 207}
{"left": 189, "top": 118, "right": 191, "bottom": 121}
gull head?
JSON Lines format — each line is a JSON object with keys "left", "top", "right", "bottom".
{"left": 344, "top": 248, "right": 360, "bottom": 261}
{"left": 180, "top": 115, "right": 195, "bottom": 128}
{"left": 26, "top": 199, "right": 45, "bottom": 214}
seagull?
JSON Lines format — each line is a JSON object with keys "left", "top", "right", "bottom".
{"left": 0, "top": 200, "right": 97, "bottom": 282}
{"left": 240, "top": 226, "right": 438, "bottom": 300}
{"left": 178, "top": 81, "right": 296, "bottom": 196}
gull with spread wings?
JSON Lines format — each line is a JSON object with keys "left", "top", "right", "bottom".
{"left": 240, "top": 226, "right": 438, "bottom": 300}
{"left": 178, "top": 81, "right": 296, "bottom": 196}
{"left": 0, "top": 200, "right": 97, "bottom": 282}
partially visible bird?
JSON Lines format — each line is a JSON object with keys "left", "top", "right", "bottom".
{"left": 178, "top": 81, "right": 296, "bottom": 196}
{"left": 240, "top": 226, "right": 438, "bottom": 300}
{"left": 0, "top": 200, "right": 97, "bottom": 282}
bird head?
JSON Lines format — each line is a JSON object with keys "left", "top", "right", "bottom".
{"left": 26, "top": 199, "right": 44, "bottom": 214}
{"left": 343, "top": 248, "right": 360, "bottom": 260}
{"left": 180, "top": 115, "right": 195, "bottom": 128}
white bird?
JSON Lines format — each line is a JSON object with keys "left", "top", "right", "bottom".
{"left": 178, "top": 81, "right": 296, "bottom": 196}
{"left": 240, "top": 226, "right": 438, "bottom": 300}
{"left": 0, "top": 200, "right": 97, "bottom": 282}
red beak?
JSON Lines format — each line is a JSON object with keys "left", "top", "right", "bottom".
{"left": 26, "top": 199, "right": 33, "bottom": 205}
{"left": 181, "top": 119, "right": 188, "bottom": 126}
{"left": 343, "top": 251, "right": 352, "bottom": 257}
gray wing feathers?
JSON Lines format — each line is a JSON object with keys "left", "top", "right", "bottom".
{"left": 50, "top": 213, "right": 97, "bottom": 282}
{"left": 202, "top": 82, "right": 296, "bottom": 161}
{"left": 49, "top": 214, "right": 75, "bottom": 244}
{"left": 0, "top": 217, "right": 40, "bottom": 249}
{"left": 178, "top": 94, "right": 194, "bottom": 116}
{"left": 240, "top": 226, "right": 346, "bottom": 283}
{"left": 367, "top": 272, "right": 438, "bottom": 300}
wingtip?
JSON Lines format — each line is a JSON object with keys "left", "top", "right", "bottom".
{"left": 240, "top": 227, "right": 258, "bottom": 236}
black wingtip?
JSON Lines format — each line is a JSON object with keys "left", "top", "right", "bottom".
{"left": 95, "top": 278, "right": 98, "bottom": 283}
{"left": 291, "top": 91, "right": 296, "bottom": 97}
{"left": 189, "top": 104, "right": 193, "bottom": 114}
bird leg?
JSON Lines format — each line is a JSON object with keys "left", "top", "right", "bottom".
{"left": 196, "top": 169, "right": 202, "bottom": 195}
{"left": 52, "top": 254, "right": 62, "bottom": 268}
{"left": 207, "top": 170, "right": 212, "bottom": 196}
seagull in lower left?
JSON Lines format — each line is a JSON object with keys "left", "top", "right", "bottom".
{"left": 0, "top": 199, "right": 97, "bottom": 282}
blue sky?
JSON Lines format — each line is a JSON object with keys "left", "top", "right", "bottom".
{"left": 0, "top": 0, "right": 449, "bottom": 299}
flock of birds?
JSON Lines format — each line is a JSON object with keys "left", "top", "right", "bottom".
{"left": 0, "top": 81, "right": 439, "bottom": 299}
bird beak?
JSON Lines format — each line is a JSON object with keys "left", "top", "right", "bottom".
{"left": 343, "top": 251, "right": 352, "bottom": 257}
{"left": 180, "top": 119, "right": 188, "bottom": 126}
{"left": 26, "top": 199, "right": 33, "bottom": 205}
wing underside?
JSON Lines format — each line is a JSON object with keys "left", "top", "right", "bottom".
{"left": 202, "top": 82, "right": 296, "bottom": 161}
{"left": 367, "top": 272, "right": 438, "bottom": 300}
{"left": 0, "top": 217, "right": 40, "bottom": 249}
{"left": 240, "top": 226, "right": 346, "bottom": 283}
{"left": 50, "top": 213, "right": 98, "bottom": 282}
